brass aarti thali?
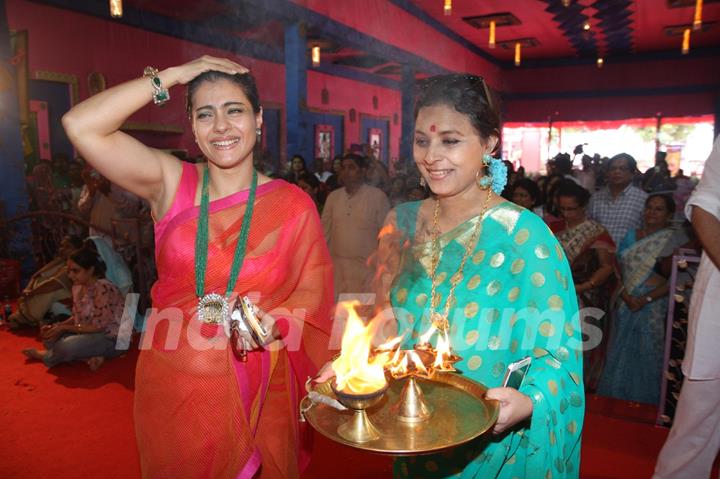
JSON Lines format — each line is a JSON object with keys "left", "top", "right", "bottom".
{"left": 300, "top": 373, "right": 499, "bottom": 455}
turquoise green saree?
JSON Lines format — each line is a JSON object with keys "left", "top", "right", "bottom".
{"left": 386, "top": 201, "right": 584, "bottom": 478}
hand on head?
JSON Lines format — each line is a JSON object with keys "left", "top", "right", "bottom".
{"left": 174, "top": 56, "right": 250, "bottom": 85}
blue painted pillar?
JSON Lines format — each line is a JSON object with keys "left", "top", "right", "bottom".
{"left": 284, "top": 23, "right": 308, "bottom": 166}
{"left": 0, "top": 3, "right": 33, "bottom": 280}
{"left": 400, "top": 65, "right": 415, "bottom": 166}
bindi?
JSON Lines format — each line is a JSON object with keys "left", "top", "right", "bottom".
{"left": 430, "top": 125, "right": 436, "bottom": 132}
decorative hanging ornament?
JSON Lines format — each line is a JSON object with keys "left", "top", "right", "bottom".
{"left": 514, "top": 42, "right": 522, "bottom": 67}
{"left": 443, "top": 0, "right": 452, "bottom": 16}
{"left": 694, "top": 0, "right": 703, "bottom": 31}
{"left": 562, "top": 0, "right": 571, "bottom": 7}
{"left": 682, "top": 28, "right": 691, "bottom": 55}
{"left": 596, "top": 57, "right": 604, "bottom": 69}
{"left": 312, "top": 46, "right": 321, "bottom": 67}
{"left": 109, "top": 0, "right": 122, "bottom": 18}
{"left": 489, "top": 20, "right": 496, "bottom": 49}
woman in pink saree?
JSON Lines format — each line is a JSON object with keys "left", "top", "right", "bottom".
{"left": 63, "top": 56, "right": 333, "bottom": 478}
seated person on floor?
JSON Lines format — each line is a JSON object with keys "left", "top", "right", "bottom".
{"left": 84, "top": 236, "right": 133, "bottom": 295}
{"left": 8, "top": 235, "right": 83, "bottom": 329}
{"left": 22, "top": 247, "right": 126, "bottom": 371}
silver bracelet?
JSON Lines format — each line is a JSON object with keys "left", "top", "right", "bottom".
{"left": 143, "top": 66, "right": 170, "bottom": 106}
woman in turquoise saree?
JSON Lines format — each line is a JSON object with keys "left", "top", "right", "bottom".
{"left": 374, "top": 75, "right": 584, "bottom": 478}
{"left": 598, "top": 194, "right": 679, "bottom": 405}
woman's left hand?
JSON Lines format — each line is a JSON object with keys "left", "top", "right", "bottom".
{"left": 485, "top": 387, "right": 534, "bottom": 434}
{"left": 231, "top": 304, "right": 282, "bottom": 353}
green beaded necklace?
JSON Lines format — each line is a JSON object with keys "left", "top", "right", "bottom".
{"left": 195, "top": 165, "right": 258, "bottom": 324}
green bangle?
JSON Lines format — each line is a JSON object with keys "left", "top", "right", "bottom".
{"left": 143, "top": 66, "right": 170, "bottom": 106}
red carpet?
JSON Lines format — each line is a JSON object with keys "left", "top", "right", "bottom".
{"left": 1, "top": 326, "right": 716, "bottom": 478}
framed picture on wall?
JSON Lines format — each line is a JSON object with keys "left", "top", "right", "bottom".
{"left": 315, "top": 124, "right": 334, "bottom": 164}
{"left": 368, "top": 128, "right": 382, "bottom": 162}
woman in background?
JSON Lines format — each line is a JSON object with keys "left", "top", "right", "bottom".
{"left": 552, "top": 182, "right": 615, "bottom": 390}
{"left": 598, "top": 194, "right": 679, "bottom": 404}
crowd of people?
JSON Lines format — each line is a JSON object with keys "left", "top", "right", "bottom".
{"left": 6, "top": 53, "right": 715, "bottom": 478}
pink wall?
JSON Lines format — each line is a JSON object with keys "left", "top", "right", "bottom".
{"left": 504, "top": 93, "right": 714, "bottom": 123}
{"left": 307, "top": 72, "right": 401, "bottom": 158}
{"left": 502, "top": 57, "right": 719, "bottom": 93}
{"left": 7, "top": 0, "right": 285, "bottom": 156}
{"left": 501, "top": 57, "right": 718, "bottom": 122}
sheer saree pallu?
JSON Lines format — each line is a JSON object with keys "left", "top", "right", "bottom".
{"left": 135, "top": 175, "right": 333, "bottom": 479}
{"left": 382, "top": 201, "right": 584, "bottom": 479}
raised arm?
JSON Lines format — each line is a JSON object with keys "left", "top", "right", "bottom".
{"left": 62, "top": 56, "right": 247, "bottom": 216}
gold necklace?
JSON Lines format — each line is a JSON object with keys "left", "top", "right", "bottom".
{"left": 428, "top": 190, "right": 493, "bottom": 332}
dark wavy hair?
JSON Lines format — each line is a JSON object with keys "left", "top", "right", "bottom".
{"left": 297, "top": 172, "right": 319, "bottom": 189}
{"left": 186, "top": 70, "right": 261, "bottom": 116}
{"left": 512, "top": 178, "right": 541, "bottom": 207}
{"left": 342, "top": 153, "right": 368, "bottom": 169}
{"left": 556, "top": 181, "right": 591, "bottom": 208}
{"left": 646, "top": 193, "right": 676, "bottom": 214}
{"left": 70, "top": 248, "right": 106, "bottom": 278}
{"left": 414, "top": 74, "right": 501, "bottom": 149}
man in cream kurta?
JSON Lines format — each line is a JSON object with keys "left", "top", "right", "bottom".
{"left": 321, "top": 153, "right": 390, "bottom": 295}
{"left": 654, "top": 135, "right": 720, "bottom": 479}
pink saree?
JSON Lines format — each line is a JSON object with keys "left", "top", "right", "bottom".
{"left": 135, "top": 163, "right": 334, "bottom": 478}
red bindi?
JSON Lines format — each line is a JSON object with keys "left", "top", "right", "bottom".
{"left": 430, "top": 125, "right": 436, "bottom": 132}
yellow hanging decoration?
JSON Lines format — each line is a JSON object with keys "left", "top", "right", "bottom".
{"left": 682, "top": 28, "right": 691, "bottom": 55}
{"left": 514, "top": 42, "right": 522, "bottom": 66}
{"left": 693, "top": 0, "right": 703, "bottom": 31}
{"left": 596, "top": 57, "right": 604, "bottom": 69}
{"left": 489, "top": 20, "right": 496, "bottom": 49}
{"left": 444, "top": 0, "right": 452, "bottom": 16}
{"left": 312, "top": 46, "right": 321, "bottom": 66}
{"left": 109, "top": 0, "right": 122, "bottom": 18}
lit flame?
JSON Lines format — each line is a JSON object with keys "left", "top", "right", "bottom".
{"left": 332, "top": 302, "right": 389, "bottom": 394}
{"left": 389, "top": 352, "right": 408, "bottom": 377}
{"left": 418, "top": 324, "right": 436, "bottom": 345}
{"left": 433, "top": 332, "right": 451, "bottom": 369}
{"left": 408, "top": 351, "right": 429, "bottom": 375}
{"left": 332, "top": 302, "right": 462, "bottom": 390}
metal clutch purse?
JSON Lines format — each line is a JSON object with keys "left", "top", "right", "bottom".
{"left": 230, "top": 296, "right": 272, "bottom": 347}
